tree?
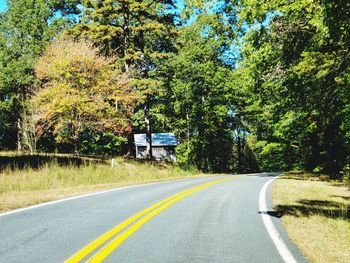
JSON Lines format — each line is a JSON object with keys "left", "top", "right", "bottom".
{"left": 19, "top": 102, "right": 45, "bottom": 153}
{"left": 69, "top": 0, "right": 177, "bottom": 159}
{"left": 235, "top": 0, "right": 350, "bottom": 175}
{"left": 33, "top": 37, "right": 138, "bottom": 153}
{"left": 156, "top": 11, "right": 238, "bottom": 172}
{"left": 0, "top": 0, "right": 81, "bottom": 150}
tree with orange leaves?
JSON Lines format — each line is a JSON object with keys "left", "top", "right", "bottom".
{"left": 33, "top": 37, "right": 142, "bottom": 153}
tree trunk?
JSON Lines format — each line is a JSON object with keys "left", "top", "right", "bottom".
{"left": 121, "top": 4, "right": 135, "bottom": 157}
{"left": 17, "top": 118, "right": 22, "bottom": 151}
{"left": 186, "top": 113, "right": 190, "bottom": 150}
{"left": 237, "top": 129, "right": 242, "bottom": 172}
{"left": 136, "top": 24, "right": 153, "bottom": 160}
{"left": 126, "top": 126, "right": 136, "bottom": 157}
{"left": 122, "top": 3, "right": 131, "bottom": 74}
{"left": 144, "top": 102, "right": 153, "bottom": 160}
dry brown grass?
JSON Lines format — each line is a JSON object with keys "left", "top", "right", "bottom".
{"left": 0, "top": 158, "right": 205, "bottom": 212}
{"left": 273, "top": 174, "right": 350, "bottom": 263}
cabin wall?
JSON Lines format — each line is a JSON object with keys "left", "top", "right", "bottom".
{"left": 136, "top": 146, "right": 176, "bottom": 161}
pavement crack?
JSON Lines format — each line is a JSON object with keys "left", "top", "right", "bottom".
{"left": 0, "top": 228, "right": 49, "bottom": 255}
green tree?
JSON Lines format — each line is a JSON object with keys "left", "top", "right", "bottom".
{"left": 235, "top": 0, "right": 350, "bottom": 176}
{"left": 0, "top": 0, "right": 80, "bottom": 150}
{"left": 70, "top": 0, "right": 177, "bottom": 159}
{"left": 157, "top": 12, "right": 238, "bottom": 172}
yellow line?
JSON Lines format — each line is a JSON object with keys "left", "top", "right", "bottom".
{"left": 64, "top": 177, "right": 236, "bottom": 263}
{"left": 65, "top": 189, "right": 191, "bottom": 262}
{"left": 87, "top": 178, "right": 235, "bottom": 263}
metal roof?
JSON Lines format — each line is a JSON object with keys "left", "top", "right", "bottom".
{"left": 134, "top": 133, "right": 178, "bottom": 147}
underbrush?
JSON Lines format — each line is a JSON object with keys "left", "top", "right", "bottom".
{"left": 0, "top": 151, "right": 106, "bottom": 171}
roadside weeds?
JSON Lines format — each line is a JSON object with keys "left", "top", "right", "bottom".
{"left": 0, "top": 159, "right": 206, "bottom": 212}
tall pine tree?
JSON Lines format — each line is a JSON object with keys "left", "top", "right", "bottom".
{"left": 70, "top": 0, "right": 177, "bottom": 159}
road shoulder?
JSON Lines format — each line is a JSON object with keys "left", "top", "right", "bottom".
{"left": 272, "top": 174, "right": 350, "bottom": 263}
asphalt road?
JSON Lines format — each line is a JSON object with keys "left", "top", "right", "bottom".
{"left": 0, "top": 174, "right": 307, "bottom": 263}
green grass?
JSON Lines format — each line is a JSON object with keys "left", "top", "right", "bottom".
{"left": 0, "top": 156, "right": 205, "bottom": 212}
{"left": 273, "top": 173, "right": 350, "bottom": 263}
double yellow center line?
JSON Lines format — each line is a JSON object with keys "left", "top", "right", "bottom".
{"left": 64, "top": 177, "right": 237, "bottom": 263}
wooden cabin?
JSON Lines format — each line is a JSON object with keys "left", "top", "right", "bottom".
{"left": 134, "top": 133, "right": 178, "bottom": 161}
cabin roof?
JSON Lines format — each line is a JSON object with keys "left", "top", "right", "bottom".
{"left": 134, "top": 133, "right": 178, "bottom": 147}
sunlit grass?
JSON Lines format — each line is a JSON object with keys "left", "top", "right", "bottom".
{"left": 273, "top": 174, "right": 350, "bottom": 263}
{"left": 0, "top": 157, "right": 204, "bottom": 212}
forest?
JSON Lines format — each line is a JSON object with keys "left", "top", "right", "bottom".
{"left": 0, "top": 0, "right": 349, "bottom": 178}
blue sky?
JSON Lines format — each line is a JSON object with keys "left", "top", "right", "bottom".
{"left": 0, "top": 0, "right": 6, "bottom": 11}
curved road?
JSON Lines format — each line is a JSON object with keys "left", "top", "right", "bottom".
{"left": 0, "top": 174, "right": 307, "bottom": 263}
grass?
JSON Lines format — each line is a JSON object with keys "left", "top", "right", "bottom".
{"left": 272, "top": 173, "right": 350, "bottom": 263}
{"left": 0, "top": 156, "right": 205, "bottom": 212}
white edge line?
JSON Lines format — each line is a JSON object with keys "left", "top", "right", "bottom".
{"left": 259, "top": 177, "right": 298, "bottom": 263}
{"left": 0, "top": 176, "right": 217, "bottom": 218}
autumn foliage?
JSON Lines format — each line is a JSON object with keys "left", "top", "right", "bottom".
{"left": 33, "top": 37, "right": 138, "bottom": 146}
